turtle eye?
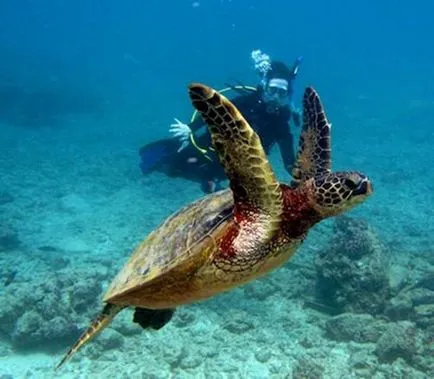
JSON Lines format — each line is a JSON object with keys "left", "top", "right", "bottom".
{"left": 344, "top": 178, "right": 358, "bottom": 190}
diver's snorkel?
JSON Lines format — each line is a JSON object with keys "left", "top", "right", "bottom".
{"left": 290, "top": 56, "right": 303, "bottom": 79}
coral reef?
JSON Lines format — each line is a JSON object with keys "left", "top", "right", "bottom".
{"left": 0, "top": 160, "right": 432, "bottom": 377}
{"left": 0, "top": 267, "right": 105, "bottom": 348}
{"left": 312, "top": 216, "right": 434, "bottom": 377}
{"left": 315, "top": 216, "right": 390, "bottom": 314}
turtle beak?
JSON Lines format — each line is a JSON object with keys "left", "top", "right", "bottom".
{"left": 353, "top": 176, "right": 373, "bottom": 196}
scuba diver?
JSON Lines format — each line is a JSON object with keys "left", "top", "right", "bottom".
{"left": 139, "top": 50, "right": 303, "bottom": 193}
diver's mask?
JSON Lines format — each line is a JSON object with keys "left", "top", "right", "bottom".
{"left": 262, "top": 78, "right": 289, "bottom": 113}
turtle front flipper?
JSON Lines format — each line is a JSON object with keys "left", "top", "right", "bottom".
{"left": 55, "top": 303, "right": 124, "bottom": 370}
{"left": 188, "top": 83, "right": 283, "bottom": 249}
{"left": 292, "top": 87, "right": 332, "bottom": 185}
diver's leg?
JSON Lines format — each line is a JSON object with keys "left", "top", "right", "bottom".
{"left": 287, "top": 132, "right": 297, "bottom": 173}
{"left": 200, "top": 179, "right": 217, "bottom": 193}
{"left": 138, "top": 138, "right": 179, "bottom": 174}
{"left": 133, "top": 308, "right": 175, "bottom": 330}
{"left": 199, "top": 160, "right": 228, "bottom": 193}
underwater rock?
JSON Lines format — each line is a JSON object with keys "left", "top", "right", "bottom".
{"left": 292, "top": 354, "right": 325, "bottom": 379}
{"left": 84, "top": 343, "right": 104, "bottom": 361}
{"left": 0, "top": 344, "right": 10, "bottom": 357}
{"left": 10, "top": 308, "right": 79, "bottom": 348}
{"left": 50, "top": 256, "right": 70, "bottom": 270}
{"left": 78, "top": 329, "right": 123, "bottom": 362}
{"left": 325, "top": 313, "right": 387, "bottom": 343}
{"left": 70, "top": 279, "right": 102, "bottom": 313}
{"left": 198, "top": 345, "right": 219, "bottom": 359}
{"left": 254, "top": 348, "right": 272, "bottom": 363}
{"left": 162, "top": 345, "right": 188, "bottom": 371}
{"left": 348, "top": 350, "right": 378, "bottom": 378}
{"left": 410, "top": 288, "right": 434, "bottom": 306}
{"left": 0, "top": 293, "right": 23, "bottom": 337}
{"left": 416, "top": 272, "right": 434, "bottom": 291}
{"left": 59, "top": 193, "right": 90, "bottom": 214}
{"left": 179, "top": 352, "right": 203, "bottom": 370}
{"left": 11, "top": 310, "right": 45, "bottom": 346}
{"left": 379, "top": 362, "right": 427, "bottom": 379}
{"left": 244, "top": 278, "right": 278, "bottom": 301}
{"left": 222, "top": 315, "right": 254, "bottom": 335}
{"left": 112, "top": 311, "right": 142, "bottom": 337}
{"left": 172, "top": 308, "right": 196, "bottom": 328}
{"left": 388, "top": 263, "right": 411, "bottom": 293}
{"left": 375, "top": 321, "right": 418, "bottom": 363}
{"left": 384, "top": 293, "right": 414, "bottom": 320}
{"left": 315, "top": 216, "right": 390, "bottom": 315}
{"left": 96, "top": 328, "right": 124, "bottom": 350}
{"left": 413, "top": 341, "right": 434, "bottom": 376}
{"left": 385, "top": 286, "right": 434, "bottom": 327}
{"left": 413, "top": 304, "right": 434, "bottom": 328}
{"left": 409, "top": 288, "right": 434, "bottom": 305}
{"left": 41, "top": 316, "right": 79, "bottom": 342}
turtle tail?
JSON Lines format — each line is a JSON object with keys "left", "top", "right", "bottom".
{"left": 55, "top": 303, "right": 125, "bottom": 371}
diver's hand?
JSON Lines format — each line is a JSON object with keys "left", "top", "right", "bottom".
{"left": 169, "top": 118, "right": 192, "bottom": 152}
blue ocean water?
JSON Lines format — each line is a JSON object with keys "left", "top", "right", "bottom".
{"left": 0, "top": 1, "right": 433, "bottom": 378}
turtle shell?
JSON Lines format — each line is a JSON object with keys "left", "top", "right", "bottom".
{"left": 104, "top": 189, "right": 233, "bottom": 303}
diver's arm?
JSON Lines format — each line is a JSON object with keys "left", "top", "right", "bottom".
{"left": 290, "top": 103, "right": 302, "bottom": 127}
{"left": 231, "top": 91, "right": 259, "bottom": 111}
{"left": 188, "top": 114, "right": 206, "bottom": 132}
{"left": 171, "top": 92, "right": 255, "bottom": 153}
{"left": 276, "top": 126, "right": 296, "bottom": 174}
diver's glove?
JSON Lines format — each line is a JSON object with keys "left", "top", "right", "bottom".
{"left": 169, "top": 118, "right": 192, "bottom": 152}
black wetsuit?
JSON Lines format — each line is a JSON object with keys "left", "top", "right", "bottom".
{"left": 139, "top": 88, "right": 298, "bottom": 191}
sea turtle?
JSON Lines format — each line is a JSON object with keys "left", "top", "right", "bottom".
{"left": 56, "top": 84, "right": 373, "bottom": 369}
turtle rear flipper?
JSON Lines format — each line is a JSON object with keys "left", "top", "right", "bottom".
{"left": 133, "top": 308, "right": 175, "bottom": 330}
{"left": 56, "top": 303, "right": 124, "bottom": 371}
{"left": 188, "top": 84, "right": 282, "bottom": 240}
{"left": 292, "top": 87, "right": 332, "bottom": 185}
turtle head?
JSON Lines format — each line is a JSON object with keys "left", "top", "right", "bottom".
{"left": 307, "top": 172, "right": 373, "bottom": 217}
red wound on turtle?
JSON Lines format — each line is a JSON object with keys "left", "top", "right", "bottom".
{"left": 218, "top": 202, "right": 263, "bottom": 260}
{"left": 218, "top": 223, "right": 239, "bottom": 259}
